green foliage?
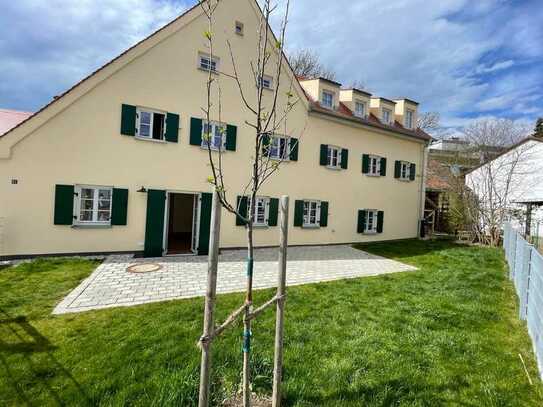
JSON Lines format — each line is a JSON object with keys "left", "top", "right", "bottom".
{"left": 1, "top": 244, "right": 543, "bottom": 406}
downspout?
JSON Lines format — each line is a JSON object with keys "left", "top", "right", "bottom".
{"left": 418, "top": 142, "right": 430, "bottom": 238}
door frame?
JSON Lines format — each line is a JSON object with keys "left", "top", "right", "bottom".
{"left": 162, "top": 190, "right": 201, "bottom": 256}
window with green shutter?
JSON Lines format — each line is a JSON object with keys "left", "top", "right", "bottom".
{"left": 54, "top": 184, "right": 75, "bottom": 225}
{"left": 319, "top": 144, "right": 328, "bottom": 166}
{"left": 362, "top": 154, "right": 370, "bottom": 174}
{"left": 120, "top": 104, "right": 137, "bottom": 136}
{"left": 409, "top": 163, "right": 416, "bottom": 181}
{"left": 289, "top": 137, "right": 299, "bottom": 161}
{"left": 268, "top": 198, "right": 279, "bottom": 226}
{"left": 111, "top": 188, "right": 129, "bottom": 226}
{"left": 236, "top": 196, "right": 248, "bottom": 226}
{"left": 380, "top": 157, "right": 387, "bottom": 176}
{"left": 320, "top": 201, "right": 329, "bottom": 227}
{"left": 293, "top": 200, "right": 304, "bottom": 227}
{"left": 226, "top": 124, "right": 237, "bottom": 151}
{"left": 377, "top": 211, "right": 384, "bottom": 233}
{"left": 394, "top": 160, "right": 402, "bottom": 179}
{"left": 190, "top": 118, "right": 203, "bottom": 145}
{"left": 165, "top": 113, "right": 179, "bottom": 143}
{"left": 340, "top": 149, "right": 348, "bottom": 169}
{"left": 396, "top": 160, "right": 414, "bottom": 181}
{"left": 357, "top": 210, "right": 367, "bottom": 233}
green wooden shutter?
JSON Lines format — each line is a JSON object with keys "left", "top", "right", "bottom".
{"left": 226, "top": 124, "right": 237, "bottom": 151}
{"left": 394, "top": 160, "right": 401, "bottom": 178}
{"left": 198, "top": 192, "right": 213, "bottom": 255}
{"left": 165, "top": 113, "right": 179, "bottom": 142}
{"left": 144, "top": 189, "right": 166, "bottom": 257}
{"left": 190, "top": 118, "right": 203, "bottom": 145}
{"left": 377, "top": 211, "right": 384, "bottom": 233}
{"left": 320, "top": 201, "right": 329, "bottom": 227}
{"left": 320, "top": 144, "right": 328, "bottom": 166}
{"left": 380, "top": 157, "right": 387, "bottom": 176}
{"left": 294, "top": 200, "right": 304, "bottom": 227}
{"left": 54, "top": 184, "right": 74, "bottom": 225}
{"left": 289, "top": 137, "right": 299, "bottom": 161}
{"left": 362, "top": 154, "right": 370, "bottom": 174}
{"left": 268, "top": 198, "right": 279, "bottom": 226}
{"left": 262, "top": 134, "right": 271, "bottom": 156}
{"left": 236, "top": 196, "right": 248, "bottom": 226}
{"left": 409, "top": 163, "right": 416, "bottom": 181}
{"left": 111, "top": 188, "right": 129, "bottom": 226}
{"left": 357, "top": 210, "right": 367, "bottom": 233}
{"left": 120, "top": 104, "right": 137, "bottom": 136}
{"left": 340, "top": 149, "right": 348, "bottom": 169}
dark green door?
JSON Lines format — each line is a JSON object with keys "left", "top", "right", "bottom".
{"left": 144, "top": 189, "right": 166, "bottom": 257}
{"left": 197, "top": 192, "right": 213, "bottom": 256}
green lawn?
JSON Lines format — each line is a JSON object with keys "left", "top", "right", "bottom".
{"left": 1, "top": 240, "right": 542, "bottom": 406}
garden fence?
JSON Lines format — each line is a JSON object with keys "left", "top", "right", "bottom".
{"left": 503, "top": 223, "right": 543, "bottom": 379}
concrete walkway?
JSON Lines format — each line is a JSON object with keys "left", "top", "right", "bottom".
{"left": 53, "top": 245, "right": 416, "bottom": 314}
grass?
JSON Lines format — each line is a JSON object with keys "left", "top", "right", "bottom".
{"left": 1, "top": 240, "right": 542, "bottom": 406}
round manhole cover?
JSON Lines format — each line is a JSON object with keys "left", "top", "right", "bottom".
{"left": 127, "top": 263, "right": 162, "bottom": 273}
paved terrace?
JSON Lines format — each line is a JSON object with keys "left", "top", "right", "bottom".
{"left": 53, "top": 245, "right": 417, "bottom": 314}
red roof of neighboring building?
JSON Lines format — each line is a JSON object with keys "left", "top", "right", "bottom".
{"left": 0, "top": 109, "right": 33, "bottom": 136}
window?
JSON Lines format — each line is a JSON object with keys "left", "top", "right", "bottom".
{"left": 199, "top": 53, "right": 218, "bottom": 72}
{"left": 235, "top": 21, "right": 244, "bottom": 35}
{"left": 368, "top": 155, "right": 381, "bottom": 176}
{"left": 400, "top": 161, "right": 411, "bottom": 180}
{"left": 268, "top": 135, "right": 290, "bottom": 160}
{"left": 327, "top": 146, "right": 341, "bottom": 168}
{"left": 136, "top": 108, "right": 165, "bottom": 140}
{"left": 365, "top": 210, "right": 378, "bottom": 233}
{"left": 322, "top": 91, "right": 334, "bottom": 109}
{"left": 382, "top": 108, "right": 392, "bottom": 125}
{"left": 258, "top": 75, "right": 273, "bottom": 90}
{"left": 249, "top": 196, "right": 269, "bottom": 226}
{"left": 355, "top": 101, "right": 366, "bottom": 118}
{"left": 202, "top": 121, "right": 226, "bottom": 150}
{"left": 303, "top": 200, "right": 320, "bottom": 227}
{"left": 75, "top": 185, "right": 112, "bottom": 225}
{"left": 405, "top": 109, "right": 414, "bottom": 129}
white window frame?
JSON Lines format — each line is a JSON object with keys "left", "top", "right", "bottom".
{"left": 201, "top": 121, "right": 226, "bottom": 151}
{"left": 303, "top": 200, "right": 321, "bottom": 228}
{"left": 198, "top": 53, "right": 219, "bottom": 73}
{"left": 322, "top": 90, "right": 334, "bottom": 109}
{"left": 365, "top": 209, "right": 378, "bottom": 234}
{"left": 354, "top": 101, "right": 367, "bottom": 118}
{"left": 258, "top": 75, "right": 273, "bottom": 90}
{"left": 382, "top": 108, "right": 392, "bottom": 125}
{"left": 368, "top": 155, "right": 382, "bottom": 176}
{"left": 400, "top": 161, "right": 411, "bottom": 180}
{"left": 326, "top": 145, "right": 342, "bottom": 169}
{"left": 405, "top": 109, "right": 414, "bottom": 129}
{"left": 268, "top": 135, "right": 290, "bottom": 160}
{"left": 249, "top": 196, "right": 270, "bottom": 227}
{"left": 136, "top": 107, "right": 166, "bottom": 141}
{"left": 74, "top": 185, "right": 113, "bottom": 226}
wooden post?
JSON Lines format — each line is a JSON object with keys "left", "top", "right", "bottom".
{"left": 272, "top": 196, "right": 289, "bottom": 407}
{"left": 198, "top": 189, "right": 222, "bottom": 407}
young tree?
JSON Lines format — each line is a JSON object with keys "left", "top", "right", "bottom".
{"left": 287, "top": 48, "right": 337, "bottom": 80}
{"left": 198, "top": 1, "right": 302, "bottom": 405}
{"left": 535, "top": 117, "right": 543, "bottom": 138}
{"left": 463, "top": 119, "right": 534, "bottom": 246}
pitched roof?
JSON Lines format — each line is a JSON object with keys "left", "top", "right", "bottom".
{"left": 0, "top": 109, "right": 33, "bottom": 136}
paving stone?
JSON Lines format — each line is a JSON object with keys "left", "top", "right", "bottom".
{"left": 52, "top": 245, "right": 416, "bottom": 314}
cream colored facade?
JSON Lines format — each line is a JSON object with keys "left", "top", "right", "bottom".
{"left": 0, "top": 0, "right": 429, "bottom": 258}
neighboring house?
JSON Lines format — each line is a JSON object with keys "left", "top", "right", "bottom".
{"left": 425, "top": 137, "right": 505, "bottom": 233}
{"left": 0, "top": 109, "right": 33, "bottom": 136}
{"left": 465, "top": 137, "right": 543, "bottom": 236}
{"left": 0, "top": 0, "right": 431, "bottom": 259}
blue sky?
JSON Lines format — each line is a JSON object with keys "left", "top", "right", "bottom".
{"left": 0, "top": 0, "right": 541, "bottom": 133}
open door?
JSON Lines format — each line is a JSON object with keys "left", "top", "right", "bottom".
{"left": 165, "top": 193, "right": 197, "bottom": 255}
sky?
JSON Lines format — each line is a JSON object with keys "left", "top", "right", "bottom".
{"left": 1, "top": 0, "right": 542, "bottom": 135}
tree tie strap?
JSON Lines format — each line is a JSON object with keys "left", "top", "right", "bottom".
{"left": 247, "top": 257, "right": 254, "bottom": 277}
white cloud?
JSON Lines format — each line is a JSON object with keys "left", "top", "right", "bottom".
{"left": 475, "top": 60, "right": 515, "bottom": 74}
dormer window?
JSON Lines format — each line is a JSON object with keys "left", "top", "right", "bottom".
{"left": 322, "top": 91, "right": 334, "bottom": 109}
{"left": 405, "top": 109, "right": 414, "bottom": 129}
{"left": 382, "top": 108, "right": 392, "bottom": 125}
{"left": 355, "top": 101, "right": 366, "bottom": 118}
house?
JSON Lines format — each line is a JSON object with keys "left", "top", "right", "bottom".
{"left": 0, "top": 0, "right": 431, "bottom": 259}
{"left": 465, "top": 136, "right": 543, "bottom": 237}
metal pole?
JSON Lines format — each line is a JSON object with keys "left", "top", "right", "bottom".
{"left": 198, "top": 189, "right": 222, "bottom": 407}
{"left": 272, "top": 196, "right": 289, "bottom": 407}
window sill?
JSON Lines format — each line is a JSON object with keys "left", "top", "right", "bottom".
{"left": 365, "top": 173, "right": 381, "bottom": 177}
{"left": 71, "top": 224, "right": 112, "bottom": 229}
{"left": 363, "top": 231, "right": 378, "bottom": 235}
{"left": 197, "top": 67, "right": 219, "bottom": 75}
{"left": 397, "top": 178, "right": 412, "bottom": 182}
{"left": 253, "top": 224, "right": 269, "bottom": 229}
{"left": 326, "top": 166, "right": 342, "bottom": 171}
{"left": 302, "top": 224, "right": 320, "bottom": 229}
{"left": 135, "top": 136, "right": 167, "bottom": 144}
{"left": 200, "top": 145, "right": 224, "bottom": 152}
